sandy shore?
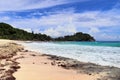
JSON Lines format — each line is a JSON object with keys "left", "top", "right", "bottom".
{"left": 0, "top": 39, "right": 120, "bottom": 80}
{"left": 0, "top": 39, "right": 23, "bottom": 80}
{"left": 13, "top": 51, "right": 103, "bottom": 80}
{"left": 0, "top": 39, "right": 14, "bottom": 44}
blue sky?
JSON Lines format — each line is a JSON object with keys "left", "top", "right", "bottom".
{"left": 0, "top": 0, "right": 120, "bottom": 41}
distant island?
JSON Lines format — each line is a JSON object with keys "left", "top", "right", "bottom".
{"left": 0, "top": 22, "right": 95, "bottom": 41}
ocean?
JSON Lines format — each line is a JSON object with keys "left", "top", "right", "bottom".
{"left": 20, "top": 41, "right": 120, "bottom": 68}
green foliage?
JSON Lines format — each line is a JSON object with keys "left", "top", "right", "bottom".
{"left": 54, "top": 32, "right": 95, "bottom": 41}
{"left": 0, "top": 22, "right": 95, "bottom": 41}
{"left": 0, "top": 23, "right": 51, "bottom": 41}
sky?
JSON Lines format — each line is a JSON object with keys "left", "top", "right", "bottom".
{"left": 0, "top": 0, "right": 120, "bottom": 41}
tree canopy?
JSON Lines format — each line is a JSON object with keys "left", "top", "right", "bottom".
{"left": 0, "top": 23, "right": 51, "bottom": 41}
{"left": 0, "top": 22, "right": 95, "bottom": 41}
{"left": 54, "top": 32, "right": 95, "bottom": 41}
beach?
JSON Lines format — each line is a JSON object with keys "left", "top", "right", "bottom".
{"left": 0, "top": 39, "right": 23, "bottom": 80}
{"left": 0, "top": 39, "right": 120, "bottom": 80}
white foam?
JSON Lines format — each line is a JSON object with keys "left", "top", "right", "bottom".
{"left": 20, "top": 42, "right": 120, "bottom": 68}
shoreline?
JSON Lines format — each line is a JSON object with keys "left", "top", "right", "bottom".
{"left": 0, "top": 39, "right": 120, "bottom": 80}
{"left": 19, "top": 41, "right": 120, "bottom": 68}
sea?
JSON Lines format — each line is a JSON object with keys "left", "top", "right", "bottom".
{"left": 20, "top": 41, "right": 120, "bottom": 68}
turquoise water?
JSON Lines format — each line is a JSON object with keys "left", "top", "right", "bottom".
{"left": 20, "top": 41, "right": 120, "bottom": 68}
{"left": 53, "top": 41, "right": 120, "bottom": 47}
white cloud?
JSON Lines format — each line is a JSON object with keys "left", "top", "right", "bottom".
{"left": 41, "top": 24, "right": 77, "bottom": 37}
{"left": 42, "top": 28, "right": 61, "bottom": 37}
{"left": 23, "top": 28, "right": 32, "bottom": 32}
{"left": 0, "top": 7, "right": 120, "bottom": 40}
{"left": 0, "top": 0, "right": 88, "bottom": 11}
{"left": 89, "top": 27, "right": 100, "bottom": 33}
{"left": 0, "top": 16, "right": 10, "bottom": 21}
{"left": 93, "top": 33, "right": 120, "bottom": 41}
{"left": 29, "top": 12, "right": 43, "bottom": 16}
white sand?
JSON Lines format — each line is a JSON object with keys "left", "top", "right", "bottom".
{"left": 13, "top": 51, "right": 102, "bottom": 80}
{"left": 0, "top": 39, "right": 14, "bottom": 44}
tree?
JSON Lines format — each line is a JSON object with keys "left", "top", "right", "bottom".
{"left": 0, "top": 22, "right": 95, "bottom": 41}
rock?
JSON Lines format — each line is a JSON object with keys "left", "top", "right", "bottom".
{"left": 51, "top": 61, "right": 55, "bottom": 66}
{"left": 22, "top": 50, "right": 28, "bottom": 52}
{"left": 44, "top": 62, "right": 47, "bottom": 64}
{"left": 30, "top": 54, "right": 36, "bottom": 56}
{"left": 10, "top": 65, "right": 20, "bottom": 70}
{"left": 0, "top": 67, "right": 5, "bottom": 71}
{"left": 0, "top": 70, "right": 16, "bottom": 80}
{"left": 0, "top": 75, "right": 15, "bottom": 80}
